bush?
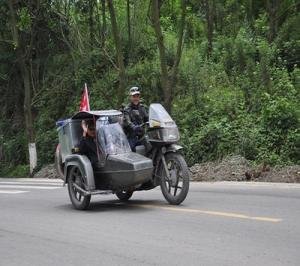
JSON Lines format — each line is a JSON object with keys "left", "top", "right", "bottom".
{"left": 262, "top": 98, "right": 298, "bottom": 131}
{"left": 8, "top": 164, "right": 30, "bottom": 177}
{"left": 0, "top": 163, "right": 29, "bottom": 177}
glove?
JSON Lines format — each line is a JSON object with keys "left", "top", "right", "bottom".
{"left": 133, "top": 125, "right": 143, "bottom": 136}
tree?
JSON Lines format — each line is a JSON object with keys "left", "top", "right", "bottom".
{"left": 101, "top": 0, "right": 107, "bottom": 46}
{"left": 150, "top": 0, "right": 187, "bottom": 112}
{"left": 266, "top": 0, "right": 280, "bottom": 42}
{"left": 204, "top": 0, "right": 214, "bottom": 57}
{"left": 8, "top": 0, "right": 37, "bottom": 174}
{"left": 88, "top": 0, "right": 95, "bottom": 46}
{"left": 107, "top": 0, "right": 126, "bottom": 106}
{"left": 1, "top": 0, "right": 299, "bottom": 175}
{"left": 127, "top": 0, "right": 131, "bottom": 49}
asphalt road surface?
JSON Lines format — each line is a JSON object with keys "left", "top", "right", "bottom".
{"left": 0, "top": 178, "right": 299, "bottom": 266}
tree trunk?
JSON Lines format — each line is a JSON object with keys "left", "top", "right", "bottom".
{"left": 101, "top": 0, "right": 106, "bottom": 46}
{"left": 151, "top": 0, "right": 171, "bottom": 112}
{"left": 205, "top": 0, "right": 214, "bottom": 57}
{"left": 170, "top": 0, "right": 186, "bottom": 91}
{"left": 127, "top": 0, "right": 131, "bottom": 58}
{"left": 95, "top": 0, "right": 102, "bottom": 43}
{"left": 107, "top": 0, "right": 126, "bottom": 106}
{"left": 151, "top": 0, "right": 186, "bottom": 113}
{"left": 8, "top": 0, "right": 37, "bottom": 175}
{"left": 245, "top": 0, "right": 253, "bottom": 24}
{"left": 89, "top": 0, "right": 95, "bottom": 47}
{"left": 266, "top": 0, "right": 280, "bottom": 42}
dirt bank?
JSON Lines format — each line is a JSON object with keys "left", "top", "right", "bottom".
{"left": 190, "top": 155, "right": 300, "bottom": 183}
{"left": 34, "top": 156, "right": 300, "bottom": 183}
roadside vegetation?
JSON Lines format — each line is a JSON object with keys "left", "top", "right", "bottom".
{"left": 0, "top": 1, "right": 299, "bottom": 177}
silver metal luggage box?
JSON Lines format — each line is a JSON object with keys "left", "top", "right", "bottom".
{"left": 58, "top": 119, "right": 82, "bottom": 162}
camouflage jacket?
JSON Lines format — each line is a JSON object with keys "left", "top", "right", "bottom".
{"left": 123, "top": 103, "right": 148, "bottom": 137}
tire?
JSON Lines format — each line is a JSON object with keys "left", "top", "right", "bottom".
{"left": 54, "top": 144, "right": 64, "bottom": 179}
{"left": 67, "top": 166, "right": 91, "bottom": 210}
{"left": 116, "top": 190, "right": 133, "bottom": 202}
{"left": 160, "top": 152, "right": 190, "bottom": 205}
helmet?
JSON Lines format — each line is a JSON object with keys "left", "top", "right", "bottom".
{"left": 129, "top": 86, "right": 140, "bottom": 96}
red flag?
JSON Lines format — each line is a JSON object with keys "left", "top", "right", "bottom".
{"left": 79, "top": 83, "right": 90, "bottom": 111}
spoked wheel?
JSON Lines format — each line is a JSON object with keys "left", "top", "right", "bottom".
{"left": 116, "top": 190, "right": 133, "bottom": 202}
{"left": 160, "top": 153, "right": 190, "bottom": 205}
{"left": 67, "top": 166, "right": 91, "bottom": 210}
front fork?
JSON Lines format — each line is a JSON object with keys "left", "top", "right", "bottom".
{"left": 152, "top": 147, "right": 171, "bottom": 186}
{"left": 160, "top": 154, "right": 171, "bottom": 179}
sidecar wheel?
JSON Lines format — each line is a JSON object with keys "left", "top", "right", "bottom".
{"left": 67, "top": 166, "right": 91, "bottom": 210}
{"left": 116, "top": 190, "right": 133, "bottom": 202}
{"left": 160, "top": 153, "right": 190, "bottom": 205}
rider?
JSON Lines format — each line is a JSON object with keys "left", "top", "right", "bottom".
{"left": 123, "top": 87, "right": 148, "bottom": 151}
{"left": 78, "top": 119, "right": 98, "bottom": 165}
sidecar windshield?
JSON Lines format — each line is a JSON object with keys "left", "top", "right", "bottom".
{"left": 96, "top": 118, "right": 131, "bottom": 155}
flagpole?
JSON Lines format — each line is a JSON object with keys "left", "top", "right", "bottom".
{"left": 85, "top": 83, "right": 90, "bottom": 111}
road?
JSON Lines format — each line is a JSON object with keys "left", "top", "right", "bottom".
{"left": 0, "top": 178, "right": 299, "bottom": 266}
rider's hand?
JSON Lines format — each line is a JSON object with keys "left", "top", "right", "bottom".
{"left": 133, "top": 125, "right": 143, "bottom": 136}
{"left": 81, "top": 120, "right": 88, "bottom": 137}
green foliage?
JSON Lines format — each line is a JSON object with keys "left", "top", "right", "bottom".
{"left": 174, "top": 39, "right": 299, "bottom": 166}
{"left": 17, "top": 7, "right": 31, "bottom": 31}
{"left": 1, "top": 131, "right": 27, "bottom": 165}
{"left": 0, "top": 0, "right": 299, "bottom": 176}
{"left": 262, "top": 98, "right": 298, "bottom": 131}
{"left": 8, "top": 165, "right": 30, "bottom": 177}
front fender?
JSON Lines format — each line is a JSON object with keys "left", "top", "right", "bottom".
{"left": 64, "top": 154, "right": 95, "bottom": 190}
{"left": 165, "top": 144, "right": 183, "bottom": 153}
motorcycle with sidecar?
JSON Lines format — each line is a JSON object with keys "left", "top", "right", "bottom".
{"left": 55, "top": 103, "right": 189, "bottom": 210}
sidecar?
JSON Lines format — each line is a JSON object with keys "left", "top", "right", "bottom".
{"left": 55, "top": 110, "right": 153, "bottom": 210}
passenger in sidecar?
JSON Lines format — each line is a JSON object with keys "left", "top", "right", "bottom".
{"left": 78, "top": 119, "right": 98, "bottom": 165}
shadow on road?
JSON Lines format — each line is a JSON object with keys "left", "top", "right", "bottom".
{"left": 55, "top": 199, "right": 168, "bottom": 213}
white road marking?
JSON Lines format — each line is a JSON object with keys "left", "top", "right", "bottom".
{"left": 0, "top": 178, "right": 63, "bottom": 183}
{"left": 0, "top": 182, "right": 63, "bottom": 186}
{"left": 0, "top": 190, "right": 28, "bottom": 194}
{"left": 0, "top": 179, "right": 63, "bottom": 194}
{"left": 0, "top": 185, "right": 62, "bottom": 190}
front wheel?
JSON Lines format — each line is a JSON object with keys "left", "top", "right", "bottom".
{"left": 67, "top": 166, "right": 91, "bottom": 210}
{"left": 160, "top": 152, "right": 190, "bottom": 205}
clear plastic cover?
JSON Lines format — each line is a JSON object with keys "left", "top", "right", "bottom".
{"left": 96, "top": 119, "right": 131, "bottom": 155}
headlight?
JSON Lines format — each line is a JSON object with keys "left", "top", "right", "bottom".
{"left": 162, "top": 128, "right": 179, "bottom": 142}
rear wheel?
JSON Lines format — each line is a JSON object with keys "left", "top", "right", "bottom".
{"left": 67, "top": 166, "right": 91, "bottom": 210}
{"left": 116, "top": 190, "right": 133, "bottom": 202}
{"left": 160, "top": 152, "right": 190, "bottom": 205}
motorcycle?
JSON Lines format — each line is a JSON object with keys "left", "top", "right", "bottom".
{"left": 55, "top": 104, "right": 189, "bottom": 210}
{"left": 133, "top": 103, "right": 190, "bottom": 205}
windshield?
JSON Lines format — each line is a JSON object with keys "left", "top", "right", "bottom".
{"left": 96, "top": 119, "right": 131, "bottom": 155}
{"left": 149, "top": 103, "right": 173, "bottom": 123}
{"left": 149, "top": 103, "right": 176, "bottom": 128}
